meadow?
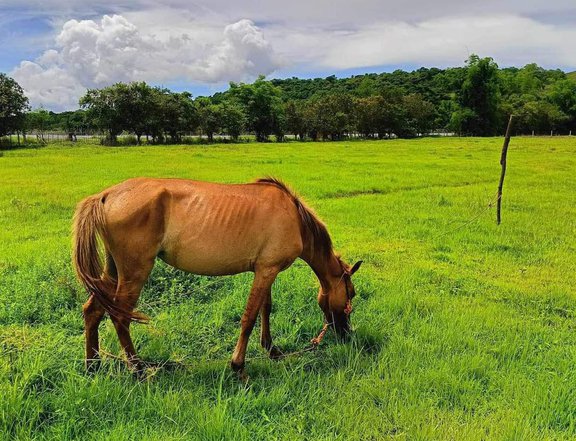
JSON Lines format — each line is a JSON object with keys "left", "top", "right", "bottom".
{"left": 1, "top": 137, "right": 575, "bottom": 440}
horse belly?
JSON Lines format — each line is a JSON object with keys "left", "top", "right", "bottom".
{"left": 161, "top": 234, "right": 259, "bottom": 276}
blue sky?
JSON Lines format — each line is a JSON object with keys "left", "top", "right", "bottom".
{"left": 2, "top": 0, "right": 575, "bottom": 110}
{"left": 0, "top": 13, "right": 51, "bottom": 70}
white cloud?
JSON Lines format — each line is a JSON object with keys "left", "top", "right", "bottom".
{"left": 11, "top": 60, "right": 85, "bottom": 110}
{"left": 11, "top": 14, "right": 280, "bottom": 110}
{"left": 248, "top": 14, "right": 576, "bottom": 76}
{"left": 190, "top": 19, "right": 280, "bottom": 82}
{"left": 4, "top": 0, "right": 576, "bottom": 27}
{"left": 316, "top": 15, "right": 576, "bottom": 70}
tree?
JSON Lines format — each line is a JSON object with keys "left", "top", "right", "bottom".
{"left": 26, "top": 109, "right": 51, "bottom": 143}
{"left": 457, "top": 55, "right": 501, "bottom": 136}
{"left": 516, "top": 63, "right": 545, "bottom": 94}
{"left": 229, "top": 76, "right": 283, "bottom": 142}
{"left": 302, "top": 101, "right": 319, "bottom": 140}
{"left": 196, "top": 98, "right": 222, "bottom": 142}
{"left": 80, "top": 86, "right": 124, "bottom": 144}
{"left": 545, "top": 79, "right": 576, "bottom": 132}
{"left": 80, "top": 82, "right": 197, "bottom": 144}
{"left": 63, "top": 110, "right": 87, "bottom": 141}
{"left": 271, "top": 101, "right": 285, "bottom": 142}
{"left": 435, "top": 99, "right": 458, "bottom": 130}
{"left": 0, "top": 73, "right": 30, "bottom": 140}
{"left": 355, "top": 76, "right": 378, "bottom": 97}
{"left": 158, "top": 91, "right": 197, "bottom": 143}
{"left": 116, "top": 82, "right": 155, "bottom": 145}
{"left": 220, "top": 101, "right": 246, "bottom": 141}
{"left": 516, "top": 100, "right": 567, "bottom": 134}
{"left": 400, "top": 94, "right": 436, "bottom": 137}
{"left": 284, "top": 100, "right": 307, "bottom": 140}
{"left": 354, "top": 96, "right": 382, "bottom": 138}
{"left": 448, "top": 107, "right": 478, "bottom": 136}
{"left": 308, "top": 93, "right": 353, "bottom": 140}
{"left": 377, "top": 86, "right": 408, "bottom": 138}
{"left": 146, "top": 88, "right": 168, "bottom": 143}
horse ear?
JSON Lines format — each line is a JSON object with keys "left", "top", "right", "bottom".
{"left": 350, "top": 260, "right": 363, "bottom": 275}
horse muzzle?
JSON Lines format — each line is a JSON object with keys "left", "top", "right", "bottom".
{"left": 331, "top": 310, "right": 351, "bottom": 339}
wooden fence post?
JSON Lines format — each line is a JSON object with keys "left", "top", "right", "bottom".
{"left": 497, "top": 115, "right": 514, "bottom": 225}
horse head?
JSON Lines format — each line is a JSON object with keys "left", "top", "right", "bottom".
{"left": 318, "top": 259, "right": 362, "bottom": 338}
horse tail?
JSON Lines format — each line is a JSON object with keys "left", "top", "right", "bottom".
{"left": 72, "top": 195, "right": 148, "bottom": 323}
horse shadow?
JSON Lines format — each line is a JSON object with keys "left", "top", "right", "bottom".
{"left": 93, "top": 325, "right": 390, "bottom": 383}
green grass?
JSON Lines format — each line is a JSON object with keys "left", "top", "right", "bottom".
{"left": 1, "top": 137, "right": 575, "bottom": 440}
{"left": 567, "top": 71, "right": 576, "bottom": 82}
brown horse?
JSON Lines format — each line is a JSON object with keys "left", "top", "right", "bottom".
{"left": 72, "top": 177, "right": 362, "bottom": 375}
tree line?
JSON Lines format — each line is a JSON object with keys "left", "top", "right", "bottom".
{"left": 1, "top": 55, "right": 575, "bottom": 145}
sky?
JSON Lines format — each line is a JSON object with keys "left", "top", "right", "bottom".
{"left": 1, "top": 0, "right": 575, "bottom": 111}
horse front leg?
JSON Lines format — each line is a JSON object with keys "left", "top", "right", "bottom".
{"left": 260, "top": 289, "right": 283, "bottom": 359}
{"left": 231, "top": 266, "right": 279, "bottom": 373}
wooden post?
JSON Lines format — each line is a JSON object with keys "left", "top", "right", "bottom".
{"left": 497, "top": 115, "right": 514, "bottom": 225}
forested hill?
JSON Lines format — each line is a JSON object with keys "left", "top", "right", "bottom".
{"left": 243, "top": 64, "right": 566, "bottom": 107}
{"left": 171, "top": 61, "right": 576, "bottom": 137}
{"left": 269, "top": 68, "right": 467, "bottom": 103}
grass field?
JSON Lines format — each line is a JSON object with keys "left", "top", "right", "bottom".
{"left": 1, "top": 137, "right": 575, "bottom": 440}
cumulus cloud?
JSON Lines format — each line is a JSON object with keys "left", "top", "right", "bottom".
{"left": 191, "top": 19, "right": 278, "bottom": 82}
{"left": 11, "top": 61, "right": 85, "bottom": 110}
{"left": 11, "top": 14, "right": 280, "bottom": 110}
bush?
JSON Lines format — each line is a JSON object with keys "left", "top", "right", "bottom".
{"left": 117, "top": 135, "right": 139, "bottom": 146}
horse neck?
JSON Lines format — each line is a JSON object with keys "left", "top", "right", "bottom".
{"left": 302, "top": 248, "right": 342, "bottom": 291}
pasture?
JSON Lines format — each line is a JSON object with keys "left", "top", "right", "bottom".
{"left": 1, "top": 137, "right": 575, "bottom": 440}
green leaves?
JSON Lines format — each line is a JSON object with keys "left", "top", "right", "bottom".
{"left": 0, "top": 74, "right": 29, "bottom": 138}
{"left": 79, "top": 82, "right": 198, "bottom": 145}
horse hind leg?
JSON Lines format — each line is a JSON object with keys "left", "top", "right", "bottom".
{"left": 109, "top": 258, "right": 154, "bottom": 377}
{"left": 83, "top": 250, "right": 116, "bottom": 372}
{"left": 83, "top": 296, "right": 105, "bottom": 372}
{"left": 260, "top": 289, "right": 283, "bottom": 359}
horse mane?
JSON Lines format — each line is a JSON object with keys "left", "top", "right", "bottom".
{"left": 255, "top": 177, "right": 333, "bottom": 258}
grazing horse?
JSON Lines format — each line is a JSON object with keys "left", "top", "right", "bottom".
{"left": 73, "top": 177, "right": 362, "bottom": 375}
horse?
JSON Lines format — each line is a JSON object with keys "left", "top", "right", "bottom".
{"left": 72, "top": 177, "right": 362, "bottom": 375}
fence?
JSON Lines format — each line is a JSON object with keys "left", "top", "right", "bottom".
{"left": 1, "top": 129, "right": 574, "bottom": 149}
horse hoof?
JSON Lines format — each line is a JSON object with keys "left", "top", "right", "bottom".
{"left": 129, "top": 360, "right": 148, "bottom": 381}
{"left": 132, "top": 367, "right": 148, "bottom": 381}
{"left": 238, "top": 371, "right": 250, "bottom": 384}
{"left": 85, "top": 358, "right": 101, "bottom": 374}
{"left": 269, "top": 346, "right": 284, "bottom": 360}
{"left": 230, "top": 360, "right": 245, "bottom": 372}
